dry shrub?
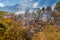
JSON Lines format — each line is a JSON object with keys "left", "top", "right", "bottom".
{"left": 4, "top": 26, "right": 28, "bottom": 40}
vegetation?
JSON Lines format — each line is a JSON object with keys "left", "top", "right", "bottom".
{"left": 0, "top": 2, "right": 60, "bottom": 40}
{"left": 32, "top": 25, "right": 60, "bottom": 40}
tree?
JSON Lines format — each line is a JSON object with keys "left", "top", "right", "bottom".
{"left": 36, "top": 8, "right": 41, "bottom": 15}
{"left": 55, "top": 2, "right": 60, "bottom": 12}
{"left": 42, "top": 7, "right": 45, "bottom": 12}
{"left": 46, "top": 6, "right": 52, "bottom": 12}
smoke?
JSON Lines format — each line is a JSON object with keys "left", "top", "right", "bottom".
{"left": 52, "top": 3, "right": 56, "bottom": 10}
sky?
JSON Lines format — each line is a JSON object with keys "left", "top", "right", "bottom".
{"left": 0, "top": 0, "right": 60, "bottom": 12}
{"left": 0, "top": 0, "right": 60, "bottom": 8}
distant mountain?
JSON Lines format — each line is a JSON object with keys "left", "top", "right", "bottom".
{"left": 0, "top": 4, "right": 22, "bottom": 12}
{"left": 0, "top": 4, "right": 39, "bottom": 13}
